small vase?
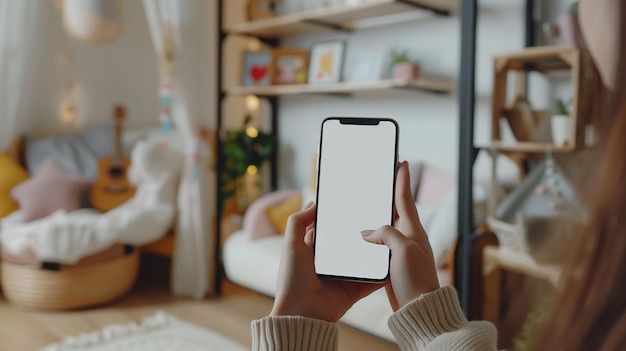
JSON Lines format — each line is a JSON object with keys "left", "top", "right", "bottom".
{"left": 392, "top": 62, "right": 420, "bottom": 80}
{"left": 551, "top": 115, "right": 571, "bottom": 148}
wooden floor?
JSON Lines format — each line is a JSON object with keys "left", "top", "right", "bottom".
{"left": 0, "top": 256, "right": 399, "bottom": 351}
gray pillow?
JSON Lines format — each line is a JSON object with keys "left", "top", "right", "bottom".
{"left": 25, "top": 123, "right": 113, "bottom": 181}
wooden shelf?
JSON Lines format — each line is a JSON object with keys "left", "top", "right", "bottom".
{"left": 224, "top": 0, "right": 458, "bottom": 38}
{"left": 224, "top": 78, "right": 454, "bottom": 96}
{"left": 491, "top": 141, "right": 574, "bottom": 154}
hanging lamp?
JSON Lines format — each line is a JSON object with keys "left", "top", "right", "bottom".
{"left": 63, "top": 0, "right": 122, "bottom": 43}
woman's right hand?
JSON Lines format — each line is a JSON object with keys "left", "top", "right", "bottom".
{"left": 361, "top": 161, "right": 440, "bottom": 311}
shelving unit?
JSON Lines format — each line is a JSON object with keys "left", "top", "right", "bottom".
{"left": 224, "top": 0, "right": 458, "bottom": 38}
{"left": 216, "top": 0, "right": 456, "bottom": 296}
{"left": 226, "top": 77, "right": 454, "bottom": 96}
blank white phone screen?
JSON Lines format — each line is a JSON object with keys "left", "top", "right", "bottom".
{"left": 315, "top": 119, "right": 397, "bottom": 281}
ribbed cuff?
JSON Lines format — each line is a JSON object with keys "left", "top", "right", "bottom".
{"left": 252, "top": 315, "right": 339, "bottom": 351}
{"left": 388, "top": 286, "right": 468, "bottom": 350}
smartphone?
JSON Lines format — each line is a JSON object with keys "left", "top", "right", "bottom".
{"left": 314, "top": 117, "right": 399, "bottom": 282}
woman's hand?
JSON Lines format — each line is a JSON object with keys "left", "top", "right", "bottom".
{"left": 362, "top": 161, "right": 440, "bottom": 311}
{"left": 270, "top": 202, "right": 383, "bottom": 323}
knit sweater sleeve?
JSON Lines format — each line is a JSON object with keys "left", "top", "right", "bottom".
{"left": 251, "top": 315, "right": 339, "bottom": 351}
{"left": 388, "top": 286, "right": 497, "bottom": 351}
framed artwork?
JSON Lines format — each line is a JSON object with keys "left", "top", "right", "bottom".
{"left": 351, "top": 52, "right": 384, "bottom": 82}
{"left": 308, "top": 40, "right": 346, "bottom": 84}
{"left": 272, "top": 49, "right": 309, "bottom": 85}
{"left": 242, "top": 51, "right": 273, "bottom": 86}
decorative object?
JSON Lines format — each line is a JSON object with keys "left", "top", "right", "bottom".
{"left": 58, "top": 81, "right": 79, "bottom": 126}
{"left": 491, "top": 46, "right": 598, "bottom": 152}
{"left": 488, "top": 155, "right": 582, "bottom": 256}
{"left": 0, "top": 153, "right": 30, "bottom": 218}
{"left": 271, "top": 49, "right": 309, "bottom": 84}
{"left": 390, "top": 48, "right": 420, "bottom": 80}
{"left": 219, "top": 116, "right": 276, "bottom": 214}
{"left": 63, "top": 0, "right": 122, "bottom": 43}
{"left": 248, "top": 0, "right": 277, "bottom": 21}
{"left": 308, "top": 40, "right": 345, "bottom": 84}
{"left": 551, "top": 99, "right": 571, "bottom": 147}
{"left": 243, "top": 51, "right": 274, "bottom": 86}
{"left": 351, "top": 52, "right": 384, "bottom": 82}
{"left": 11, "top": 159, "right": 90, "bottom": 223}
{"left": 544, "top": 2, "right": 587, "bottom": 48}
{"left": 39, "top": 311, "right": 247, "bottom": 351}
{"left": 1, "top": 245, "right": 139, "bottom": 311}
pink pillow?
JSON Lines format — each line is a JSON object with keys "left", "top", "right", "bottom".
{"left": 11, "top": 159, "right": 90, "bottom": 222}
{"left": 416, "top": 166, "right": 456, "bottom": 207}
{"left": 243, "top": 190, "right": 301, "bottom": 240}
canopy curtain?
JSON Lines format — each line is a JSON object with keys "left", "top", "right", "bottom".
{"left": 0, "top": 0, "right": 42, "bottom": 149}
{"left": 143, "top": 0, "right": 217, "bottom": 298}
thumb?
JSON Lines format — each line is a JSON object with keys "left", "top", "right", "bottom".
{"left": 361, "top": 225, "right": 412, "bottom": 251}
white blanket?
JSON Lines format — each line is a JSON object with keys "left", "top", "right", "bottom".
{"left": 1, "top": 136, "right": 181, "bottom": 264}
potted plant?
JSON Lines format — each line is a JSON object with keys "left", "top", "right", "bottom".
{"left": 551, "top": 99, "right": 571, "bottom": 148}
{"left": 551, "top": 1, "right": 587, "bottom": 48}
{"left": 390, "top": 49, "right": 420, "bottom": 80}
{"left": 218, "top": 115, "right": 276, "bottom": 214}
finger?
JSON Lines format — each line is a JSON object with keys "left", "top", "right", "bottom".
{"left": 395, "top": 161, "right": 420, "bottom": 222}
{"left": 304, "top": 228, "right": 315, "bottom": 247}
{"left": 285, "top": 203, "right": 316, "bottom": 247}
{"left": 361, "top": 225, "right": 412, "bottom": 251}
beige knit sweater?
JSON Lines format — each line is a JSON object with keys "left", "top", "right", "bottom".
{"left": 251, "top": 286, "right": 497, "bottom": 350}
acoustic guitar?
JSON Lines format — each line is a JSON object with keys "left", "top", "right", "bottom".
{"left": 90, "top": 105, "right": 136, "bottom": 212}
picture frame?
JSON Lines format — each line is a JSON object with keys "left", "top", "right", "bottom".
{"left": 271, "top": 49, "right": 309, "bottom": 85}
{"left": 242, "top": 51, "right": 273, "bottom": 86}
{"left": 350, "top": 52, "right": 385, "bottom": 82}
{"left": 308, "top": 40, "right": 346, "bottom": 84}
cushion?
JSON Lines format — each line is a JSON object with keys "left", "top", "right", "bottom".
{"left": 416, "top": 166, "right": 456, "bottom": 207}
{"left": 11, "top": 159, "right": 90, "bottom": 222}
{"left": 25, "top": 123, "right": 113, "bottom": 180}
{"left": 0, "top": 153, "right": 30, "bottom": 218}
{"left": 243, "top": 190, "right": 300, "bottom": 240}
{"left": 266, "top": 193, "right": 303, "bottom": 234}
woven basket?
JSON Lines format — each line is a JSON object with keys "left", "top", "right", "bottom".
{"left": 1, "top": 249, "right": 139, "bottom": 311}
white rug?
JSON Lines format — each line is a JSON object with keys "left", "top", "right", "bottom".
{"left": 40, "top": 311, "right": 248, "bottom": 351}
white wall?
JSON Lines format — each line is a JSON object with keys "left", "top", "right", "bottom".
{"left": 277, "top": 0, "right": 526, "bottom": 189}
{"left": 21, "top": 0, "right": 159, "bottom": 135}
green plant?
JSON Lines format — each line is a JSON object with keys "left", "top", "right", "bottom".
{"left": 556, "top": 99, "right": 571, "bottom": 115}
{"left": 218, "top": 115, "right": 276, "bottom": 213}
{"left": 391, "top": 49, "right": 411, "bottom": 64}
{"left": 570, "top": 1, "right": 579, "bottom": 14}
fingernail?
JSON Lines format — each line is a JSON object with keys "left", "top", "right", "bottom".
{"left": 303, "top": 201, "right": 314, "bottom": 209}
{"left": 360, "top": 230, "right": 374, "bottom": 237}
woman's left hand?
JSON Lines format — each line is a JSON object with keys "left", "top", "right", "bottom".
{"left": 270, "top": 202, "right": 383, "bottom": 323}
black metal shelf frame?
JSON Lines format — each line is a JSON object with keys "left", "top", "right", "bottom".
{"left": 454, "top": 0, "right": 536, "bottom": 315}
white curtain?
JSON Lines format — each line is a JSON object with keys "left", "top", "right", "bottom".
{"left": 143, "top": 0, "right": 218, "bottom": 298}
{"left": 0, "top": 0, "right": 41, "bottom": 149}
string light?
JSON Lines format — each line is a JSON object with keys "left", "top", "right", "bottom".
{"left": 247, "top": 165, "right": 258, "bottom": 175}
{"left": 246, "top": 95, "right": 260, "bottom": 111}
{"left": 246, "top": 127, "right": 259, "bottom": 138}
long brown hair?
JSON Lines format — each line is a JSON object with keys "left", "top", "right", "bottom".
{"left": 530, "top": 2, "right": 626, "bottom": 350}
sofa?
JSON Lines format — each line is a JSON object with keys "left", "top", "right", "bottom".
{"left": 224, "top": 163, "right": 497, "bottom": 341}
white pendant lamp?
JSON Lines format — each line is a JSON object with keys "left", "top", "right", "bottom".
{"left": 63, "top": 0, "right": 122, "bottom": 43}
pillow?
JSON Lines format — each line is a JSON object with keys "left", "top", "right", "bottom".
{"left": 11, "top": 159, "right": 90, "bottom": 222}
{"left": 416, "top": 166, "right": 456, "bottom": 207}
{"left": 25, "top": 123, "right": 113, "bottom": 180}
{"left": 0, "top": 153, "right": 30, "bottom": 218}
{"left": 266, "top": 193, "right": 303, "bottom": 234}
{"left": 243, "top": 190, "right": 300, "bottom": 240}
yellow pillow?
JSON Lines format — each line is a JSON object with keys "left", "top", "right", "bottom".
{"left": 266, "top": 194, "right": 303, "bottom": 234}
{"left": 0, "top": 152, "right": 30, "bottom": 217}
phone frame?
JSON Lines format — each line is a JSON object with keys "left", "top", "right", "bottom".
{"left": 313, "top": 117, "right": 399, "bottom": 283}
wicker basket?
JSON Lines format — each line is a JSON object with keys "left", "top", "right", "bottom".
{"left": 1, "top": 249, "right": 139, "bottom": 311}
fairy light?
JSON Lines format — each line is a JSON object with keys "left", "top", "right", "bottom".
{"left": 245, "top": 95, "right": 260, "bottom": 111}
{"left": 247, "top": 165, "right": 258, "bottom": 175}
{"left": 246, "top": 127, "right": 259, "bottom": 138}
